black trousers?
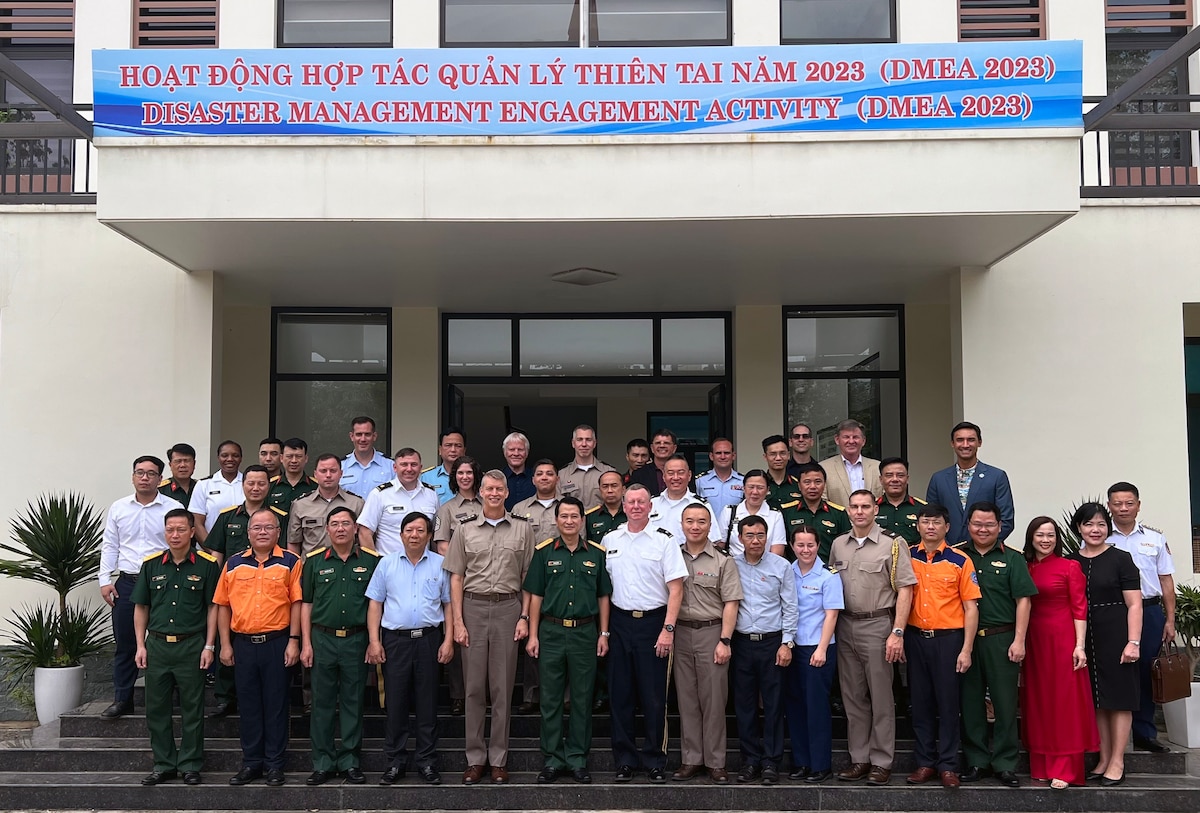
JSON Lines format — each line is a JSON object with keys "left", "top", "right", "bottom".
{"left": 111, "top": 573, "right": 138, "bottom": 703}
{"left": 905, "top": 628, "right": 964, "bottom": 773}
{"left": 608, "top": 606, "right": 669, "bottom": 771}
{"left": 382, "top": 628, "right": 440, "bottom": 769}
{"left": 732, "top": 632, "right": 786, "bottom": 767}
{"left": 232, "top": 632, "right": 292, "bottom": 772}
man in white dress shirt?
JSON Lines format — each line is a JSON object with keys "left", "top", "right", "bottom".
{"left": 648, "top": 455, "right": 720, "bottom": 542}
{"left": 358, "top": 448, "right": 439, "bottom": 556}
{"left": 819, "top": 420, "right": 882, "bottom": 507}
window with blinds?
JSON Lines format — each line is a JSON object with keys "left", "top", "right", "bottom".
{"left": 0, "top": 1, "right": 74, "bottom": 46}
{"left": 1106, "top": 0, "right": 1192, "bottom": 34}
{"left": 132, "top": 0, "right": 218, "bottom": 48}
{"left": 958, "top": 0, "right": 1045, "bottom": 41}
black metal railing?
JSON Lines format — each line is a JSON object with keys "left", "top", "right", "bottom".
{"left": 1081, "top": 93, "right": 1200, "bottom": 197}
{"left": 0, "top": 106, "right": 94, "bottom": 203}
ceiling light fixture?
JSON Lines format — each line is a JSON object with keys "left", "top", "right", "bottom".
{"left": 551, "top": 267, "right": 619, "bottom": 287}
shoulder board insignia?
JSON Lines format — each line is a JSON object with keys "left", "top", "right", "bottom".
{"left": 510, "top": 513, "right": 528, "bottom": 521}
{"left": 195, "top": 549, "right": 217, "bottom": 562}
{"left": 913, "top": 496, "right": 928, "bottom": 505}
{"left": 270, "top": 506, "right": 287, "bottom": 516}
{"left": 585, "top": 504, "right": 602, "bottom": 515}
{"left": 360, "top": 547, "right": 381, "bottom": 557}
{"left": 780, "top": 500, "right": 799, "bottom": 509}
{"left": 697, "top": 469, "right": 712, "bottom": 477}
{"left": 876, "top": 495, "right": 885, "bottom": 504}
{"left": 306, "top": 547, "right": 328, "bottom": 558}
{"left": 656, "top": 527, "right": 674, "bottom": 538}
{"left": 693, "top": 493, "right": 709, "bottom": 503}
{"left": 536, "top": 538, "right": 554, "bottom": 550}
{"left": 143, "top": 550, "right": 165, "bottom": 562}
{"left": 219, "top": 505, "right": 238, "bottom": 514}
{"left": 270, "top": 475, "right": 281, "bottom": 483}
{"left": 880, "top": 528, "right": 900, "bottom": 538}
{"left": 422, "top": 483, "right": 436, "bottom": 490}
{"left": 826, "top": 501, "right": 845, "bottom": 511}
{"left": 376, "top": 482, "right": 393, "bottom": 491}
{"left": 588, "top": 541, "right": 607, "bottom": 552}
{"left": 951, "top": 541, "right": 968, "bottom": 549}
{"left": 421, "top": 465, "right": 436, "bottom": 473}
{"left": 159, "top": 478, "right": 171, "bottom": 487}
{"left": 1143, "top": 524, "right": 1164, "bottom": 534}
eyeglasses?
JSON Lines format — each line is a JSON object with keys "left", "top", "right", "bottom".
{"left": 248, "top": 525, "right": 278, "bottom": 533}
{"left": 741, "top": 532, "right": 768, "bottom": 541}
{"left": 133, "top": 470, "right": 160, "bottom": 479}
{"left": 791, "top": 433, "right": 811, "bottom": 439}
{"left": 969, "top": 522, "right": 999, "bottom": 530}
{"left": 327, "top": 521, "right": 355, "bottom": 529}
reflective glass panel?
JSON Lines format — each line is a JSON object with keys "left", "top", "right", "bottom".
{"left": 786, "top": 313, "right": 900, "bottom": 373}
{"left": 592, "top": 0, "right": 729, "bottom": 45}
{"left": 519, "top": 319, "right": 653, "bottom": 376}
{"left": 781, "top": 0, "right": 894, "bottom": 43}
{"left": 274, "top": 380, "right": 389, "bottom": 457}
{"left": 786, "top": 377, "right": 901, "bottom": 461}
{"left": 448, "top": 319, "right": 513, "bottom": 377}
{"left": 276, "top": 314, "right": 388, "bottom": 375}
{"left": 661, "top": 318, "right": 726, "bottom": 375}
{"left": 281, "top": 0, "right": 392, "bottom": 46}
{"left": 443, "top": 0, "right": 577, "bottom": 46}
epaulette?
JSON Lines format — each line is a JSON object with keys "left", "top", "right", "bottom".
{"left": 880, "top": 528, "right": 900, "bottom": 538}
{"left": 1143, "top": 524, "right": 1164, "bottom": 534}
{"left": 159, "top": 478, "right": 171, "bottom": 488}
{"left": 422, "top": 483, "right": 436, "bottom": 490}
{"left": 536, "top": 538, "right": 555, "bottom": 550}
{"left": 219, "top": 504, "right": 239, "bottom": 514}
{"left": 306, "top": 547, "right": 327, "bottom": 558}
{"left": 588, "top": 540, "right": 606, "bottom": 552}
{"left": 585, "top": 504, "right": 602, "bottom": 515}
{"left": 913, "top": 496, "right": 928, "bottom": 505}
{"left": 692, "top": 493, "right": 709, "bottom": 503}
{"left": 195, "top": 549, "right": 217, "bottom": 562}
{"left": 376, "top": 481, "right": 393, "bottom": 491}
{"left": 951, "top": 540, "right": 968, "bottom": 549}
{"left": 270, "top": 506, "right": 287, "bottom": 516}
{"left": 656, "top": 527, "right": 674, "bottom": 538}
{"left": 510, "top": 513, "right": 528, "bottom": 521}
{"left": 696, "top": 469, "right": 712, "bottom": 477}
{"left": 143, "top": 550, "right": 165, "bottom": 562}
{"left": 421, "top": 465, "right": 436, "bottom": 473}
{"left": 360, "top": 546, "right": 381, "bottom": 557}
{"left": 780, "top": 500, "right": 799, "bottom": 509}
{"left": 827, "top": 501, "right": 845, "bottom": 511}
{"left": 270, "top": 475, "right": 281, "bottom": 483}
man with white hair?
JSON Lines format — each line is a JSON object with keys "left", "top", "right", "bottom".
{"left": 502, "top": 432, "right": 535, "bottom": 511}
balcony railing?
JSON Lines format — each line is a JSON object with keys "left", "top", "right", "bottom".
{"left": 1081, "top": 93, "right": 1200, "bottom": 197}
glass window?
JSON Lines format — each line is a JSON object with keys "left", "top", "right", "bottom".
{"left": 519, "top": 318, "right": 653, "bottom": 376}
{"left": 661, "top": 318, "right": 726, "bottom": 375}
{"left": 781, "top": 0, "right": 895, "bottom": 44}
{"left": 447, "top": 319, "right": 513, "bottom": 377}
{"left": 786, "top": 377, "right": 902, "bottom": 461}
{"left": 592, "top": 0, "right": 730, "bottom": 46}
{"left": 787, "top": 312, "right": 901, "bottom": 373}
{"left": 280, "top": 0, "right": 392, "bottom": 47}
{"left": 443, "top": 0, "right": 577, "bottom": 46}
{"left": 273, "top": 310, "right": 390, "bottom": 454}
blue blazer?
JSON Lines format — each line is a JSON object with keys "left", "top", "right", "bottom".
{"left": 925, "top": 461, "right": 1014, "bottom": 545}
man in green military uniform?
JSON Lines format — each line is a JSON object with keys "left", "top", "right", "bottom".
{"left": 761, "top": 435, "right": 802, "bottom": 513}
{"left": 132, "top": 508, "right": 220, "bottom": 785}
{"left": 158, "top": 443, "right": 198, "bottom": 508}
{"left": 874, "top": 458, "right": 926, "bottom": 544}
{"left": 300, "top": 505, "right": 381, "bottom": 785}
{"left": 784, "top": 463, "right": 851, "bottom": 563}
{"left": 585, "top": 470, "right": 627, "bottom": 542}
{"left": 524, "top": 495, "right": 612, "bottom": 784}
{"left": 268, "top": 438, "right": 318, "bottom": 515}
{"left": 958, "top": 501, "right": 1036, "bottom": 788}
{"left": 204, "top": 464, "right": 284, "bottom": 718}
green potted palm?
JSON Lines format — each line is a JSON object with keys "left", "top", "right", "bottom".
{"left": 1163, "top": 583, "right": 1200, "bottom": 747}
{"left": 0, "top": 493, "right": 113, "bottom": 724}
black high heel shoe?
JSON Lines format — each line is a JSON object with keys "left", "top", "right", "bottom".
{"left": 1100, "top": 772, "right": 1125, "bottom": 786}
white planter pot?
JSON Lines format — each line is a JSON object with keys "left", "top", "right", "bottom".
{"left": 1163, "top": 681, "right": 1200, "bottom": 748}
{"left": 33, "top": 664, "right": 86, "bottom": 726}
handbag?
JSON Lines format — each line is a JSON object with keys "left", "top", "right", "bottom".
{"left": 1151, "top": 641, "right": 1193, "bottom": 704}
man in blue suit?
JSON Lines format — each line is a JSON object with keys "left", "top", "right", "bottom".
{"left": 925, "top": 422, "right": 1013, "bottom": 545}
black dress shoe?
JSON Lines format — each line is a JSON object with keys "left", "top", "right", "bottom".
{"left": 450, "top": 699, "right": 465, "bottom": 716}
{"left": 306, "top": 770, "right": 331, "bottom": 786}
{"left": 101, "top": 701, "right": 134, "bottom": 719}
{"left": 830, "top": 698, "right": 845, "bottom": 716}
{"left": 206, "top": 701, "right": 236, "bottom": 719}
{"left": 141, "top": 769, "right": 177, "bottom": 785}
{"left": 572, "top": 768, "right": 592, "bottom": 784}
{"left": 738, "top": 764, "right": 761, "bottom": 783}
{"left": 345, "top": 766, "right": 366, "bottom": 784}
{"left": 592, "top": 698, "right": 608, "bottom": 713}
{"left": 229, "top": 767, "right": 263, "bottom": 786}
{"left": 614, "top": 764, "right": 635, "bottom": 782}
{"left": 517, "top": 700, "right": 538, "bottom": 714}
{"left": 379, "top": 765, "right": 404, "bottom": 785}
{"left": 537, "top": 766, "right": 560, "bottom": 784}
{"left": 648, "top": 767, "right": 667, "bottom": 783}
{"left": 1135, "top": 737, "right": 1170, "bottom": 753}
{"left": 806, "top": 769, "right": 832, "bottom": 783}
{"left": 417, "top": 765, "right": 441, "bottom": 785}
{"left": 182, "top": 771, "right": 202, "bottom": 785}
{"left": 960, "top": 766, "right": 992, "bottom": 783}
{"left": 1086, "top": 771, "right": 1105, "bottom": 782}
{"left": 265, "top": 769, "right": 286, "bottom": 786}
{"left": 1101, "top": 772, "right": 1125, "bottom": 787}
{"left": 789, "top": 765, "right": 810, "bottom": 780}
{"left": 997, "top": 770, "right": 1020, "bottom": 787}
{"left": 761, "top": 765, "right": 780, "bottom": 785}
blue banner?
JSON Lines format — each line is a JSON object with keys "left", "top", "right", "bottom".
{"left": 92, "top": 41, "right": 1082, "bottom": 137}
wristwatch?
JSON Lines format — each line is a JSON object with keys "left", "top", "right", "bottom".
{"left": 600, "top": 631, "right": 611, "bottom": 638}
{"left": 203, "top": 645, "right": 216, "bottom": 652}
{"left": 1129, "top": 640, "right": 1141, "bottom": 646}
{"left": 784, "top": 640, "right": 795, "bottom": 649}
{"left": 663, "top": 624, "right": 676, "bottom": 633}
{"left": 519, "top": 614, "right": 530, "bottom": 622}
{"left": 719, "top": 637, "right": 732, "bottom": 646}
{"left": 891, "top": 628, "right": 904, "bottom": 637}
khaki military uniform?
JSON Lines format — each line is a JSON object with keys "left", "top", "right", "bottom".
{"left": 267, "top": 473, "right": 318, "bottom": 516}
{"left": 558, "top": 460, "right": 617, "bottom": 511}
{"left": 286, "top": 489, "right": 365, "bottom": 556}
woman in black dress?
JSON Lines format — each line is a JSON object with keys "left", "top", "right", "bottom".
{"left": 1070, "top": 502, "right": 1142, "bottom": 786}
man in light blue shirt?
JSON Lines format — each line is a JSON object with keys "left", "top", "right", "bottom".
{"left": 420, "top": 427, "right": 466, "bottom": 505}
{"left": 731, "top": 515, "right": 798, "bottom": 785}
{"left": 694, "top": 438, "right": 744, "bottom": 521}
{"left": 341, "top": 416, "right": 393, "bottom": 498}
{"left": 365, "top": 513, "right": 454, "bottom": 785}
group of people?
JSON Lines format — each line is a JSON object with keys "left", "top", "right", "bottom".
{"left": 98, "top": 416, "right": 1177, "bottom": 791}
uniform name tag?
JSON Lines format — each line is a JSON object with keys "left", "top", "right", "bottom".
{"left": 548, "top": 559, "right": 563, "bottom": 566}
{"left": 319, "top": 568, "right": 335, "bottom": 576}
{"left": 386, "top": 505, "right": 407, "bottom": 513}
{"left": 187, "top": 574, "right": 202, "bottom": 581}
{"left": 152, "top": 574, "right": 167, "bottom": 581}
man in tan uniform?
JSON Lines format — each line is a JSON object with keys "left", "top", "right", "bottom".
{"left": 286, "top": 453, "right": 365, "bottom": 556}
{"left": 829, "top": 491, "right": 915, "bottom": 786}
{"left": 558, "top": 425, "right": 616, "bottom": 510}
{"left": 672, "top": 504, "right": 742, "bottom": 784}
{"left": 443, "top": 470, "right": 535, "bottom": 785}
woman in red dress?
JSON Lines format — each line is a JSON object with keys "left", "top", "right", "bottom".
{"left": 1020, "top": 516, "right": 1098, "bottom": 788}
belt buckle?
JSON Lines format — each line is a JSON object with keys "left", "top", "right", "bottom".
{"left": 632, "top": 611, "right": 644, "bottom": 619}
{"left": 251, "top": 634, "right": 267, "bottom": 644}
{"left": 749, "top": 633, "right": 763, "bottom": 641}
{"left": 411, "top": 629, "right": 424, "bottom": 639}
{"left": 165, "top": 634, "right": 178, "bottom": 643}
{"left": 563, "top": 619, "right": 577, "bottom": 628}
{"left": 335, "top": 629, "right": 347, "bottom": 638}
{"left": 920, "top": 629, "right": 934, "bottom": 639}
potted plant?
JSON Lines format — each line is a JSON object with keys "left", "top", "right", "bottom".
{"left": 0, "top": 493, "right": 113, "bottom": 724}
{"left": 1163, "top": 583, "right": 1200, "bottom": 747}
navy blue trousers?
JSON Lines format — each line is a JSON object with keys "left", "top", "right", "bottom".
{"left": 732, "top": 632, "right": 786, "bottom": 768}
{"left": 608, "top": 607, "right": 669, "bottom": 771}
{"left": 382, "top": 629, "right": 440, "bottom": 769}
{"left": 905, "top": 628, "right": 963, "bottom": 773}
{"left": 786, "top": 643, "right": 837, "bottom": 772}
{"left": 111, "top": 574, "right": 138, "bottom": 703}
{"left": 233, "top": 632, "right": 291, "bottom": 771}
{"left": 1134, "top": 602, "right": 1166, "bottom": 742}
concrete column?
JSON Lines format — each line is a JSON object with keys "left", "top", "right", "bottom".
{"left": 74, "top": 0, "right": 131, "bottom": 102}
{"left": 219, "top": 0, "right": 277, "bottom": 48}
{"left": 733, "top": 0, "right": 780, "bottom": 46}
{"left": 896, "top": 0, "right": 958, "bottom": 43}
{"left": 733, "top": 305, "right": 783, "bottom": 453}
{"left": 395, "top": 0, "right": 440, "bottom": 47}
{"left": 218, "top": 305, "right": 271, "bottom": 470}
{"left": 392, "top": 307, "right": 441, "bottom": 460}
{"left": 903, "top": 302, "right": 953, "bottom": 491}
